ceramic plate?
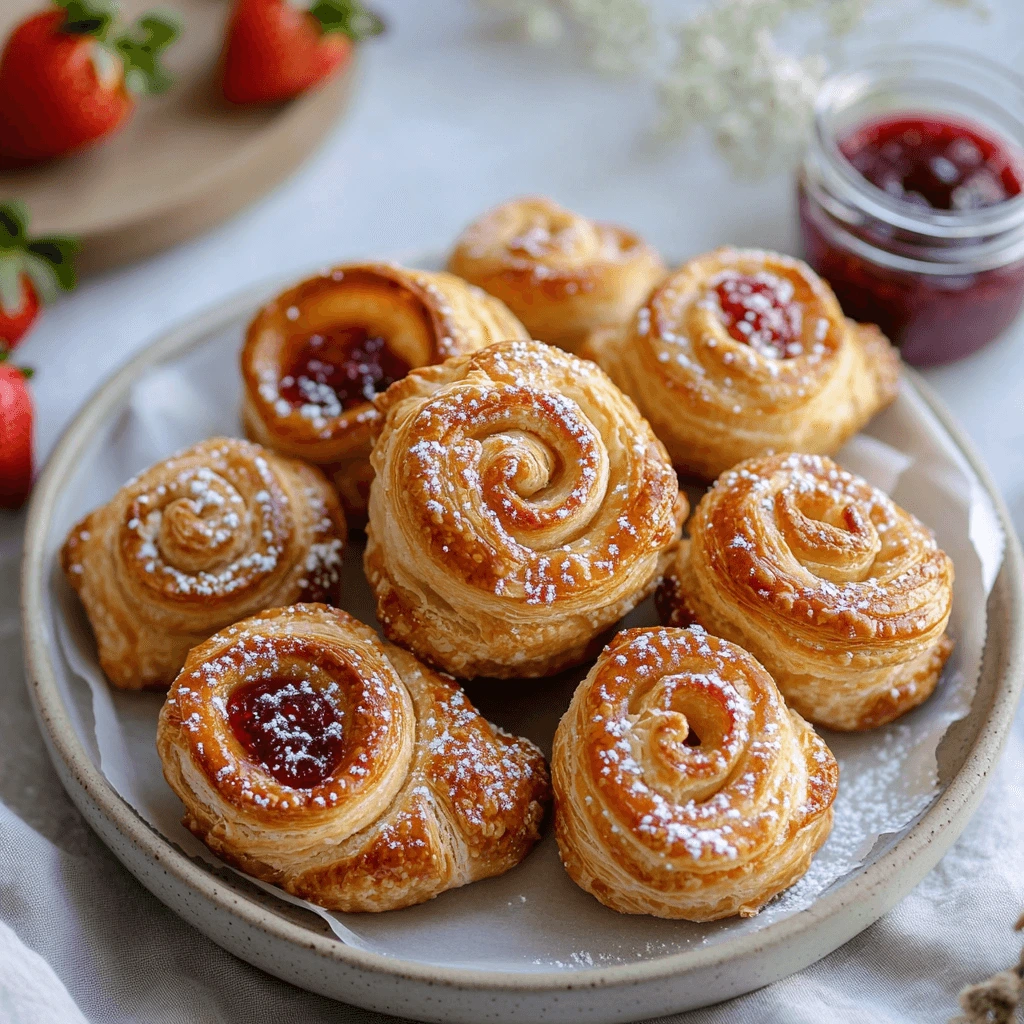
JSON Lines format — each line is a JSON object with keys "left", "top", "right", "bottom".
{"left": 21, "top": 276, "right": 1024, "bottom": 1023}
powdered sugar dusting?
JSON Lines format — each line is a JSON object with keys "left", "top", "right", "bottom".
{"left": 633, "top": 251, "right": 842, "bottom": 417}
{"left": 109, "top": 440, "right": 343, "bottom": 609}
{"left": 386, "top": 340, "right": 679, "bottom": 606}
{"left": 707, "top": 453, "right": 948, "bottom": 636}
{"left": 577, "top": 626, "right": 824, "bottom": 870}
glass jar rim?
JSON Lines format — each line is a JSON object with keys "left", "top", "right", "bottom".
{"left": 812, "top": 43, "right": 1024, "bottom": 240}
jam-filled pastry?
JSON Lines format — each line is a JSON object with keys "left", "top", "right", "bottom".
{"left": 585, "top": 247, "right": 900, "bottom": 479}
{"left": 552, "top": 626, "right": 838, "bottom": 921}
{"left": 241, "top": 262, "right": 529, "bottom": 526}
{"left": 365, "top": 339, "right": 686, "bottom": 679}
{"left": 61, "top": 438, "right": 345, "bottom": 691}
{"left": 156, "top": 604, "right": 550, "bottom": 912}
{"left": 658, "top": 453, "right": 954, "bottom": 731}
{"left": 447, "top": 196, "right": 666, "bottom": 354}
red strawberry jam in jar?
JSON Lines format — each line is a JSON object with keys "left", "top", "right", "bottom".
{"left": 798, "top": 47, "right": 1024, "bottom": 365}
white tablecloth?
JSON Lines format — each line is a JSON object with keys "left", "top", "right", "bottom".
{"left": 3, "top": 3, "right": 1024, "bottom": 1021}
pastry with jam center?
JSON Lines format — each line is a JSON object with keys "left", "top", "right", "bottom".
{"left": 157, "top": 603, "right": 551, "bottom": 912}
{"left": 241, "top": 262, "right": 529, "bottom": 526}
{"left": 584, "top": 247, "right": 900, "bottom": 480}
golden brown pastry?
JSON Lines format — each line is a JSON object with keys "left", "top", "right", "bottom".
{"left": 552, "top": 625, "right": 837, "bottom": 921}
{"left": 62, "top": 438, "right": 345, "bottom": 691}
{"left": 157, "top": 603, "right": 550, "bottom": 912}
{"left": 365, "top": 339, "right": 686, "bottom": 679}
{"left": 585, "top": 247, "right": 900, "bottom": 479}
{"left": 241, "top": 262, "right": 529, "bottom": 525}
{"left": 447, "top": 196, "right": 666, "bottom": 354}
{"left": 659, "top": 453, "right": 954, "bottom": 731}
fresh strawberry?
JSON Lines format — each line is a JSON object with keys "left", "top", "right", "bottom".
{"left": 0, "top": 277, "right": 40, "bottom": 349}
{"left": 0, "top": 202, "right": 78, "bottom": 349}
{"left": 0, "top": 0, "right": 181, "bottom": 166}
{"left": 222, "top": 0, "right": 383, "bottom": 106}
{"left": 0, "top": 350, "right": 35, "bottom": 510}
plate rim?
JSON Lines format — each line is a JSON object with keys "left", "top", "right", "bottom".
{"left": 20, "top": 272, "right": 1024, "bottom": 994}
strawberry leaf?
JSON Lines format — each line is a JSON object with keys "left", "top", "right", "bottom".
{"left": 308, "top": 0, "right": 385, "bottom": 41}
{"left": 27, "top": 237, "right": 79, "bottom": 293}
{"left": 21, "top": 254, "right": 63, "bottom": 306}
{"left": 54, "top": 0, "right": 117, "bottom": 38}
{"left": 0, "top": 203, "right": 30, "bottom": 248}
{"left": 0, "top": 254, "right": 25, "bottom": 316}
{"left": 114, "top": 11, "right": 181, "bottom": 95}
{"left": 0, "top": 348, "right": 36, "bottom": 379}
{"left": 0, "top": 202, "right": 78, "bottom": 313}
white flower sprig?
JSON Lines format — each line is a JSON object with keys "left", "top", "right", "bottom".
{"left": 477, "top": 0, "right": 657, "bottom": 72}
{"left": 473, "top": 0, "right": 981, "bottom": 177}
{"left": 659, "top": 0, "right": 828, "bottom": 176}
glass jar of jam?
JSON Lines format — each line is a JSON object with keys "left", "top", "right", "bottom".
{"left": 798, "top": 46, "right": 1024, "bottom": 365}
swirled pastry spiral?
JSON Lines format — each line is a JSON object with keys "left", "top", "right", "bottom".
{"left": 241, "top": 262, "right": 529, "bottom": 525}
{"left": 447, "top": 197, "right": 666, "bottom": 354}
{"left": 585, "top": 247, "right": 900, "bottom": 479}
{"left": 658, "top": 454, "right": 954, "bottom": 731}
{"left": 365, "top": 339, "right": 686, "bottom": 679}
{"left": 552, "top": 626, "right": 837, "bottom": 921}
{"left": 156, "top": 604, "right": 550, "bottom": 912}
{"left": 61, "top": 438, "right": 345, "bottom": 690}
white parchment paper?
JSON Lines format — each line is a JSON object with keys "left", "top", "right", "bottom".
{"left": 48, "top": 309, "right": 1005, "bottom": 972}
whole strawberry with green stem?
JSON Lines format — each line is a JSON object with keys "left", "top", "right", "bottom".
{"left": 0, "top": 348, "right": 35, "bottom": 510}
{"left": 0, "top": 0, "right": 181, "bottom": 166}
{"left": 222, "top": 0, "right": 384, "bottom": 106}
{"left": 0, "top": 201, "right": 78, "bottom": 348}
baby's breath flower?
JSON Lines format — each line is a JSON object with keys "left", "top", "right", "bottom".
{"left": 565, "top": 0, "right": 656, "bottom": 74}
{"left": 523, "top": 5, "right": 563, "bottom": 44}
{"left": 476, "top": 0, "right": 654, "bottom": 71}
{"left": 660, "top": 2, "right": 827, "bottom": 176}
{"left": 475, "top": 0, "right": 981, "bottom": 177}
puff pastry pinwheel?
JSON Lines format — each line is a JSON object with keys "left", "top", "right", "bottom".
{"left": 447, "top": 196, "right": 666, "bottom": 354}
{"left": 61, "top": 438, "right": 345, "bottom": 691}
{"left": 585, "top": 247, "right": 900, "bottom": 479}
{"left": 365, "top": 339, "right": 686, "bottom": 679}
{"left": 156, "top": 604, "right": 550, "bottom": 912}
{"left": 658, "top": 454, "right": 954, "bottom": 732}
{"left": 552, "top": 625, "right": 838, "bottom": 921}
{"left": 241, "top": 262, "right": 529, "bottom": 525}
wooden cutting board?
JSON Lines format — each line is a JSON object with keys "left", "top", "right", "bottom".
{"left": 0, "top": 0, "right": 358, "bottom": 274}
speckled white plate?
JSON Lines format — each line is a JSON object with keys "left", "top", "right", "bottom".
{"left": 21, "top": 277, "right": 1024, "bottom": 1024}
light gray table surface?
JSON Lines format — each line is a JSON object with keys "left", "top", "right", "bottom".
{"left": 3, "top": 3, "right": 1024, "bottom": 1022}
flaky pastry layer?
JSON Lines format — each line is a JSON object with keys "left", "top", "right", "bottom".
{"left": 61, "top": 438, "right": 345, "bottom": 690}
{"left": 553, "top": 626, "right": 837, "bottom": 920}
{"left": 658, "top": 453, "right": 954, "bottom": 731}
{"left": 586, "top": 247, "right": 900, "bottom": 479}
{"left": 448, "top": 196, "right": 666, "bottom": 354}
{"left": 365, "top": 339, "right": 686, "bottom": 679}
{"left": 156, "top": 604, "right": 550, "bottom": 912}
